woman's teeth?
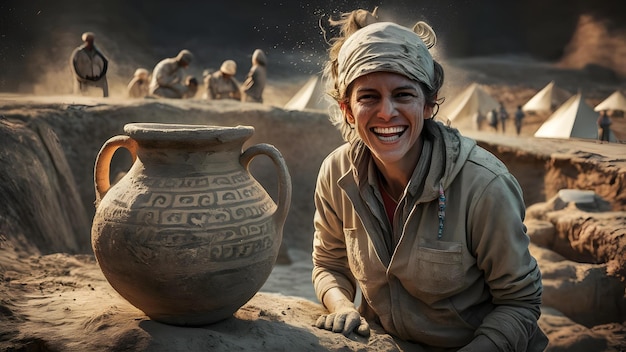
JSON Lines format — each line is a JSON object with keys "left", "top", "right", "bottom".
{"left": 372, "top": 126, "right": 406, "bottom": 141}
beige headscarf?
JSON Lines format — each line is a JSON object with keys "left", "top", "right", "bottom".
{"left": 220, "top": 60, "right": 237, "bottom": 75}
{"left": 337, "top": 21, "right": 436, "bottom": 98}
{"left": 81, "top": 32, "right": 95, "bottom": 42}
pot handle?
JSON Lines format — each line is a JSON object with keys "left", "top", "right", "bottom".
{"left": 94, "top": 135, "right": 138, "bottom": 207}
{"left": 240, "top": 144, "right": 292, "bottom": 233}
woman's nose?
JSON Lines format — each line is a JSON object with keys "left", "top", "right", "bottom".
{"left": 377, "top": 97, "right": 396, "bottom": 120}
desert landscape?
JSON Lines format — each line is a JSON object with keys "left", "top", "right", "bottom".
{"left": 1, "top": 1, "right": 626, "bottom": 351}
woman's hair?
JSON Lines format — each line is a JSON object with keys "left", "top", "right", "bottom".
{"left": 322, "top": 8, "right": 445, "bottom": 143}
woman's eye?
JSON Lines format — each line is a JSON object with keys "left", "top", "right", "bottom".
{"left": 357, "top": 94, "right": 377, "bottom": 102}
{"left": 395, "top": 91, "right": 417, "bottom": 99}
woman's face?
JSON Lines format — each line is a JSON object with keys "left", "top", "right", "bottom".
{"left": 344, "top": 71, "right": 433, "bottom": 169}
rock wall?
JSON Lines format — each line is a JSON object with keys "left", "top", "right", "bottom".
{"left": 0, "top": 117, "right": 90, "bottom": 254}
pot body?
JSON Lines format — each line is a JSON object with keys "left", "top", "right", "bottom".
{"left": 91, "top": 123, "right": 291, "bottom": 325}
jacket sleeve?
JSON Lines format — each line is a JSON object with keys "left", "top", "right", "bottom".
{"left": 311, "top": 156, "right": 357, "bottom": 304}
{"left": 468, "top": 172, "right": 544, "bottom": 351}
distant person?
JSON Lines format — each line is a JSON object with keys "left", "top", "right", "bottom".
{"left": 127, "top": 68, "right": 150, "bottom": 98}
{"left": 499, "top": 102, "right": 509, "bottom": 133}
{"left": 241, "top": 49, "right": 267, "bottom": 103}
{"left": 597, "top": 110, "right": 612, "bottom": 143}
{"left": 514, "top": 105, "right": 525, "bottom": 136}
{"left": 472, "top": 110, "right": 485, "bottom": 130}
{"left": 149, "top": 49, "right": 194, "bottom": 99}
{"left": 487, "top": 108, "right": 498, "bottom": 132}
{"left": 205, "top": 60, "right": 241, "bottom": 101}
{"left": 70, "top": 32, "right": 109, "bottom": 97}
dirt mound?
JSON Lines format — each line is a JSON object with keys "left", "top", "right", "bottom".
{"left": 559, "top": 14, "right": 626, "bottom": 78}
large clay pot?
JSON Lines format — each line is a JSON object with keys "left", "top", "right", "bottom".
{"left": 91, "top": 123, "right": 291, "bottom": 326}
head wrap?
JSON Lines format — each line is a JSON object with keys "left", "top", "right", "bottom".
{"left": 220, "top": 60, "right": 237, "bottom": 75}
{"left": 337, "top": 22, "right": 435, "bottom": 97}
{"left": 176, "top": 50, "right": 194, "bottom": 65}
{"left": 82, "top": 32, "right": 95, "bottom": 42}
{"left": 252, "top": 49, "right": 267, "bottom": 66}
{"left": 134, "top": 68, "right": 149, "bottom": 79}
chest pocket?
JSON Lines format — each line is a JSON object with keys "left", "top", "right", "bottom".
{"left": 409, "top": 239, "right": 465, "bottom": 297}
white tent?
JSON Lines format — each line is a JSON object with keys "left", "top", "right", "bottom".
{"left": 522, "top": 81, "right": 571, "bottom": 113}
{"left": 438, "top": 83, "right": 499, "bottom": 129}
{"left": 534, "top": 93, "right": 617, "bottom": 142}
{"left": 594, "top": 90, "right": 626, "bottom": 112}
{"left": 283, "top": 75, "right": 335, "bottom": 111}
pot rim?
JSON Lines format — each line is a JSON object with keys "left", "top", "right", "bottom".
{"left": 124, "top": 123, "right": 254, "bottom": 144}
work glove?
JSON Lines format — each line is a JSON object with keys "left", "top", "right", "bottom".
{"left": 315, "top": 306, "right": 370, "bottom": 337}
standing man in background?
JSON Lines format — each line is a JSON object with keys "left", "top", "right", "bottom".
{"left": 241, "top": 49, "right": 267, "bottom": 103}
{"left": 514, "top": 105, "right": 525, "bottom": 136}
{"left": 70, "top": 32, "right": 109, "bottom": 97}
{"left": 499, "top": 102, "right": 509, "bottom": 134}
{"left": 597, "top": 110, "right": 612, "bottom": 143}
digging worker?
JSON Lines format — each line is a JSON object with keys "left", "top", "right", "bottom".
{"left": 241, "top": 49, "right": 267, "bottom": 103}
{"left": 149, "top": 49, "right": 195, "bottom": 99}
{"left": 205, "top": 59, "right": 241, "bottom": 100}
{"left": 311, "top": 8, "right": 548, "bottom": 351}
{"left": 127, "top": 68, "right": 150, "bottom": 98}
{"left": 70, "top": 32, "right": 109, "bottom": 97}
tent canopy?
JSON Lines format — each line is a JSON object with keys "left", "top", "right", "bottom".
{"left": 438, "top": 83, "right": 499, "bottom": 127}
{"left": 283, "top": 75, "right": 335, "bottom": 111}
{"left": 594, "top": 90, "right": 626, "bottom": 112}
{"left": 522, "top": 81, "right": 571, "bottom": 113}
{"left": 534, "top": 93, "right": 617, "bottom": 142}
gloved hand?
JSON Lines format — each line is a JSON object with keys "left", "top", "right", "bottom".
{"left": 315, "top": 287, "right": 370, "bottom": 337}
{"left": 315, "top": 306, "right": 370, "bottom": 337}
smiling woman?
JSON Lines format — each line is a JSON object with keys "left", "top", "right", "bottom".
{"left": 345, "top": 72, "right": 431, "bottom": 200}
{"left": 311, "top": 8, "right": 549, "bottom": 351}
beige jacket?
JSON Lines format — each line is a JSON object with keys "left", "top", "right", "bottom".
{"left": 70, "top": 45, "right": 108, "bottom": 82}
{"left": 241, "top": 64, "right": 266, "bottom": 103}
{"left": 149, "top": 58, "right": 187, "bottom": 98}
{"left": 241, "top": 50, "right": 267, "bottom": 103}
{"left": 205, "top": 71, "right": 241, "bottom": 100}
{"left": 312, "top": 120, "right": 546, "bottom": 351}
